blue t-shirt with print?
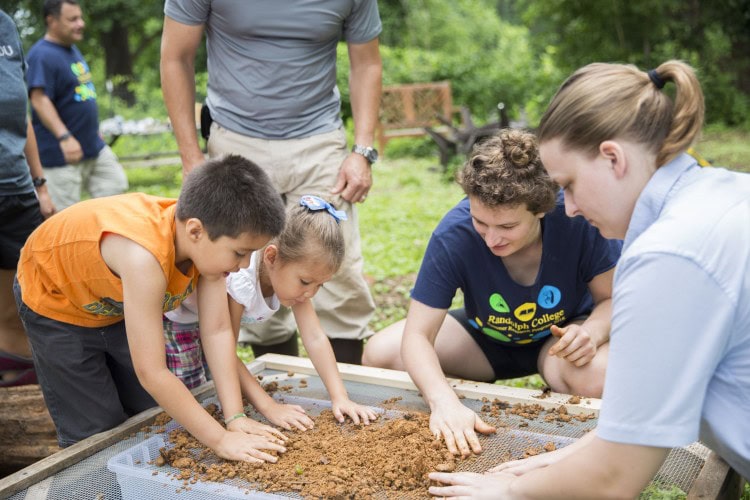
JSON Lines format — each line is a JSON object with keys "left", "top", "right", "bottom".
{"left": 26, "top": 39, "right": 104, "bottom": 167}
{"left": 412, "top": 195, "right": 621, "bottom": 346}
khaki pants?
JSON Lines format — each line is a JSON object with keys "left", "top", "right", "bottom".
{"left": 43, "top": 145, "right": 128, "bottom": 210}
{"left": 208, "top": 123, "right": 375, "bottom": 344}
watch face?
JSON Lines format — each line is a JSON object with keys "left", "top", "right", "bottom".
{"left": 353, "top": 145, "right": 378, "bottom": 163}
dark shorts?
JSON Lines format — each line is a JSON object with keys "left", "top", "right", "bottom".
{"left": 0, "top": 193, "right": 43, "bottom": 269}
{"left": 13, "top": 278, "right": 156, "bottom": 447}
{"left": 448, "top": 308, "right": 545, "bottom": 380}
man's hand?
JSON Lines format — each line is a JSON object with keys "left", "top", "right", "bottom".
{"left": 331, "top": 153, "right": 372, "bottom": 203}
{"left": 36, "top": 187, "right": 57, "bottom": 218}
{"left": 60, "top": 135, "right": 84, "bottom": 164}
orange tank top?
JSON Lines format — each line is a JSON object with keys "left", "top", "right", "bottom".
{"left": 17, "top": 193, "right": 198, "bottom": 327}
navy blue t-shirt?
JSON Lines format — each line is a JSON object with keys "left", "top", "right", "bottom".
{"left": 412, "top": 196, "right": 622, "bottom": 346}
{"left": 26, "top": 39, "right": 104, "bottom": 167}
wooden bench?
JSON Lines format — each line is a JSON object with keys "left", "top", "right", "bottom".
{"left": 377, "top": 81, "right": 462, "bottom": 154}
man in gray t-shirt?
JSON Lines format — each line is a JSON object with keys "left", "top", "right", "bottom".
{"left": 161, "top": 0, "right": 382, "bottom": 364}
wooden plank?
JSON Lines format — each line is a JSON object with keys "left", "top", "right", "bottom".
{"left": 254, "top": 354, "right": 601, "bottom": 415}
{"left": 0, "top": 382, "right": 216, "bottom": 498}
{"left": 687, "top": 450, "right": 744, "bottom": 500}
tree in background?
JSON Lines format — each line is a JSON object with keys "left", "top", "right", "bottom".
{"left": 8, "top": 0, "right": 750, "bottom": 127}
{"left": 519, "top": 0, "right": 750, "bottom": 125}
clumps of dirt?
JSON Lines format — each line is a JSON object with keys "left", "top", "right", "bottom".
{"left": 262, "top": 381, "right": 294, "bottom": 394}
{"left": 533, "top": 386, "right": 553, "bottom": 399}
{"left": 155, "top": 407, "right": 465, "bottom": 498}
{"left": 479, "top": 398, "right": 596, "bottom": 425}
{"left": 522, "top": 441, "right": 557, "bottom": 458}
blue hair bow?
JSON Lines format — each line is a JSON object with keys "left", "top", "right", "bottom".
{"left": 299, "top": 195, "right": 348, "bottom": 223}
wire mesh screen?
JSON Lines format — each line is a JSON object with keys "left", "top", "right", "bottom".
{"left": 6, "top": 367, "right": 712, "bottom": 499}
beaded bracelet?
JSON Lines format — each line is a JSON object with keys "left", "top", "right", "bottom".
{"left": 224, "top": 412, "right": 247, "bottom": 426}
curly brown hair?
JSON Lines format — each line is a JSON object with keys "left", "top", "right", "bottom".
{"left": 458, "top": 129, "right": 557, "bottom": 214}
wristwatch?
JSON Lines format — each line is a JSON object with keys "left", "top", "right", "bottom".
{"left": 32, "top": 177, "right": 47, "bottom": 187}
{"left": 351, "top": 144, "right": 379, "bottom": 164}
{"left": 57, "top": 131, "right": 72, "bottom": 142}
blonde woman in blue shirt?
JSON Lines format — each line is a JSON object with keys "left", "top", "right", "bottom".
{"left": 429, "top": 60, "right": 750, "bottom": 498}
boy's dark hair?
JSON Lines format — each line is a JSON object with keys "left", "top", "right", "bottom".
{"left": 44, "top": 0, "right": 78, "bottom": 21}
{"left": 176, "top": 154, "right": 286, "bottom": 240}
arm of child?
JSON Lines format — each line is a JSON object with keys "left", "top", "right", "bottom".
{"left": 228, "top": 297, "right": 314, "bottom": 432}
{"left": 548, "top": 267, "right": 614, "bottom": 367}
{"left": 197, "top": 276, "right": 288, "bottom": 443}
{"left": 292, "top": 301, "right": 378, "bottom": 425}
{"left": 401, "top": 300, "right": 496, "bottom": 457}
{"left": 103, "top": 235, "right": 285, "bottom": 463}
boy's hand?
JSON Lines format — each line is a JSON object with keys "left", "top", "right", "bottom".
{"left": 261, "top": 400, "right": 315, "bottom": 432}
{"left": 331, "top": 398, "right": 379, "bottom": 425}
{"left": 548, "top": 324, "right": 597, "bottom": 367}
{"left": 215, "top": 430, "right": 286, "bottom": 463}
{"left": 228, "top": 415, "right": 288, "bottom": 443}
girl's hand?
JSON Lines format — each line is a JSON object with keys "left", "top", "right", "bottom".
{"left": 261, "top": 400, "right": 315, "bottom": 432}
{"left": 227, "top": 415, "right": 288, "bottom": 443}
{"left": 331, "top": 398, "right": 379, "bottom": 425}
{"left": 214, "top": 429, "right": 286, "bottom": 463}
{"left": 548, "top": 324, "right": 597, "bottom": 367}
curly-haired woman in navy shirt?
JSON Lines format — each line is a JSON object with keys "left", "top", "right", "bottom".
{"left": 363, "top": 128, "right": 621, "bottom": 457}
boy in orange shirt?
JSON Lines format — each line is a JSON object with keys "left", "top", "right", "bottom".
{"left": 14, "top": 154, "right": 288, "bottom": 463}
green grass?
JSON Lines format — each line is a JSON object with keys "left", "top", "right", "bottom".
{"left": 696, "top": 125, "right": 750, "bottom": 173}
{"left": 359, "top": 157, "right": 464, "bottom": 279}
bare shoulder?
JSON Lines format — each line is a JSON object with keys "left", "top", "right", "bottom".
{"left": 100, "top": 233, "right": 163, "bottom": 279}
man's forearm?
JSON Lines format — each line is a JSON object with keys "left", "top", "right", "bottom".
{"left": 161, "top": 58, "right": 204, "bottom": 172}
{"left": 348, "top": 42, "right": 382, "bottom": 146}
{"left": 30, "top": 92, "right": 68, "bottom": 139}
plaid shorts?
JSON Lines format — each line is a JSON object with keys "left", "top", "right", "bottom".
{"left": 162, "top": 317, "right": 208, "bottom": 389}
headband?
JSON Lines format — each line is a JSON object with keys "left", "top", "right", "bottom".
{"left": 299, "top": 195, "right": 348, "bottom": 223}
{"left": 647, "top": 69, "right": 666, "bottom": 90}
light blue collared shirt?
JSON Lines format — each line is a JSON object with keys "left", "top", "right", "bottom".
{"left": 597, "top": 153, "right": 750, "bottom": 479}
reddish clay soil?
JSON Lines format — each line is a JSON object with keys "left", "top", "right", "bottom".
{"left": 154, "top": 403, "right": 462, "bottom": 498}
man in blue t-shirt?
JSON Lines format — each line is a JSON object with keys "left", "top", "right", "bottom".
{"left": 26, "top": 0, "right": 127, "bottom": 210}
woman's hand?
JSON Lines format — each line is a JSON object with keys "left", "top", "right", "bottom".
{"left": 548, "top": 324, "right": 597, "bottom": 367}
{"left": 428, "top": 470, "right": 515, "bottom": 498}
{"left": 429, "top": 399, "right": 496, "bottom": 457}
{"left": 488, "top": 445, "right": 566, "bottom": 475}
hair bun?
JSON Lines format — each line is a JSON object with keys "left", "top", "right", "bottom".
{"left": 502, "top": 130, "right": 537, "bottom": 169}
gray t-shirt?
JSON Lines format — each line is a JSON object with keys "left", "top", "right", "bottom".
{"left": 0, "top": 9, "right": 34, "bottom": 196}
{"left": 164, "top": 0, "right": 381, "bottom": 139}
